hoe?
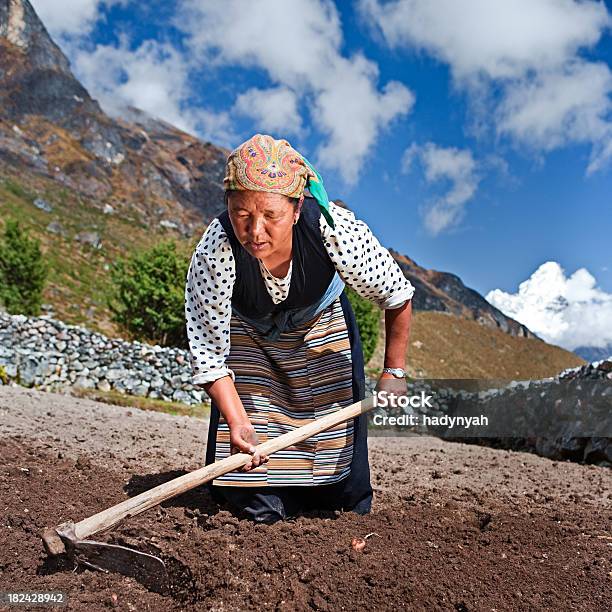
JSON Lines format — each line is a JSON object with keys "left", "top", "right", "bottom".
{"left": 42, "top": 397, "right": 374, "bottom": 590}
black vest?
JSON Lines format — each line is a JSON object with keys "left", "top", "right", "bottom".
{"left": 217, "top": 197, "right": 336, "bottom": 320}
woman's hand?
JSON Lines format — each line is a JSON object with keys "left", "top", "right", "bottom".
{"left": 375, "top": 372, "right": 408, "bottom": 406}
{"left": 229, "top": 422, "right": 269, "bottom": 472}
{"left": 203, "top": 376, "right": 269, "bottom": 472}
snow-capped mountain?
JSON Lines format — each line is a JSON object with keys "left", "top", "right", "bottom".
{"left": 487, "top": 261, "right": 612, "bottom": 359}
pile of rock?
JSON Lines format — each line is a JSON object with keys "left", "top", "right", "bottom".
{"left": 558, "top": 359, "right": 612, "bottom": 380}
{"left": 0, "top": 312, "right": 205, "bottom": 406}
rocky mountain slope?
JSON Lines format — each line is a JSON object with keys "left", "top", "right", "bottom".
{"left": 368, "top": 309, "right": 582, "bottom": 379}
{"left": 0, "top": 0, "right": 576, "bottom": 375}
{"left": 0, "top": 0, "right": 228, "bottom": 234}
{"left": 390, "top": 250, "right": 533, "bottom": 338}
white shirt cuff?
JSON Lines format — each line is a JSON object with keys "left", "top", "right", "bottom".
{"left": 379, "top": 284, "right": 415, "bottom": 309}
{"left": 192, "top": 367, "right": 235, "bottom": 386}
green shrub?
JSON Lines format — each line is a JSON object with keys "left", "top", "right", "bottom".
{"left": 0, "top": 219, "right": 48, "bottom": 315}
{"left": 108, "top": 240, "right": 189, "bottom": 347}
{"left": 346, "top": 286, "right": 380, "bottom": 364}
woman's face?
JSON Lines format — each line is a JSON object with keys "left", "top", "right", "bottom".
{"left": 227, "top": 191, "right": 302, "bottom": 260}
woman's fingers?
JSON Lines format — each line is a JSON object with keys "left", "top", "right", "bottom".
{"left": 240, "top": 454, "right": 254, "bottom": 471}
{"left": 240, "top": 457, "right": 269, "bottom": 472}
{"left": 239, "top": 452, "right": 258, "bottom": 471}
{"left": 239, "top": 451, "right": 269, "bottom": 471}
{"left": 228, "top": 425, "right": 270, "bottom": 470}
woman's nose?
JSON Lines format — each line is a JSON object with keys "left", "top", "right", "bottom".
{"left": 248, "top": 216, "right": 265, "bottom": 238}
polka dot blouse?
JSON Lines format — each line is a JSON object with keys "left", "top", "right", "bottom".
{"left": 185, "top": 201, "right": 415, "bottom": 385}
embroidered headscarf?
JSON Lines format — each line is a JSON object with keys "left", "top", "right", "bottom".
{"left": 223, "top": 134, "right": 334, "bottom": 228}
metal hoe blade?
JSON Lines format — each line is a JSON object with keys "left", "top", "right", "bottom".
{"left": 55, "top": 522, "right": 168, "bottom": 592}
{"left": 73, "top": 540, "right": 168, "bottom": 591}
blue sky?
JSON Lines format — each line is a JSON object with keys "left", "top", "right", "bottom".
{"left": 30, "top": 0, "right": 612, "bottom": 350}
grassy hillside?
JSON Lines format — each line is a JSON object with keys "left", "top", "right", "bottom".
{"left": 0, "top": 170, "right": 199, "bottom": 337}
{"left": 368, "top": 310, "right": 585, "bottom": 380}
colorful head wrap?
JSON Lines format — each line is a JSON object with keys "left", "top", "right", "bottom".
{"left": 223, "top": 134, "right": 334, "bottom": 228}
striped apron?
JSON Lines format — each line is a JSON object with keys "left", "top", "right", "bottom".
{"left": 205, "top": 290, "right": 371, "bottom": 502}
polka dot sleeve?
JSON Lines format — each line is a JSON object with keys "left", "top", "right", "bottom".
{"left": 184, "top": 218, "right": 235, "bottom": 385}
{"left": 319, "top": 202, "right": 415, "bottom": 309}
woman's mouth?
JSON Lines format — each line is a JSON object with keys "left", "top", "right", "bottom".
{"left": 248, "top": 241, "right": 268, "bottom": 251}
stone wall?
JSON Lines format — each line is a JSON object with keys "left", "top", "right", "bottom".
{"left": 367, "top": 360, "right": 612, "bottom": 466}
{"left": 2, "top": 312, "right": 610, "bottom": 465}
{"left": 0, "top": 312, "right": 204, "bottom": 405}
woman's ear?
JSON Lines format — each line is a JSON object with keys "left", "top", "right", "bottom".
{"left": 294, "top": 194, "right": 305, "bottom": 224}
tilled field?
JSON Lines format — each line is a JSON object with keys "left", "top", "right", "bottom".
{"left": 0, "top": 386, "right": 610, "bottom": 611}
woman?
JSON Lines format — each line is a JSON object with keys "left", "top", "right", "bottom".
{"left": 185, "top": 134, "right": 414, "bottom": 523}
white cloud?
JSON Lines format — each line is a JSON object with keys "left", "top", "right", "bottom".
{"left": 30, "top": 0, "right": 126, "bottom": 38}
{"left": 176, "top": 0, "right": 415, "bottom": 184}
{"left": 71, "top": 38, "right": 235, "bottom": 145}
{"left": 360, "top": 0, "right": 612, "bottom": 174}
{"left": 31, "top": 0, "right": 414, "bottom": 181}
{"left": 401, "top": 141, "right": 420, "bottom": 173}
{"left": 497, "top": 60, "right": 612, "bottom": 173}
{"left": 314, "top": 62, "right": 414, "bottom": 184}
{"left": 403, "top": 142, "right": 480, "bottom": 234}
{"left": 486, "top": 261, "right": 612, "bottom": 350}
{"left": 73, "top": 39, "right": 191, "bottom": 129}
{"left": 359, "top": 0, "right": 608, "bottom": 80}
{"left": 234, "top": 87, "right": 303, "bottom": 138}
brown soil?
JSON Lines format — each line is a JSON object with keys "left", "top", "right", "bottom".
{"left": 0, "top": 386, "right": 610, "bottom": 611}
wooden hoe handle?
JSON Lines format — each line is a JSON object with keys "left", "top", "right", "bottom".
{"left": 64, "top": 397, "right": 374, "bottom": 541}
